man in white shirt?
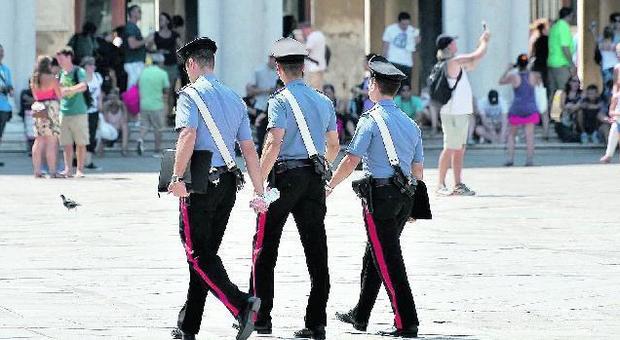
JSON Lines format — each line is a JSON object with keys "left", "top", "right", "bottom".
{"left": 382, "top": 12, "right": 420, "bottom": 86}
{"left": 475, "top": 90, "right": 508, "bottom": 144}
{"left": 300, "top": 23, "right": 327, "bottom": 90}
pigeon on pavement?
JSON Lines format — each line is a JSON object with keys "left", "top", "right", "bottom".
{"left": 60, "top": 194, "right": 80, "bottom": 211}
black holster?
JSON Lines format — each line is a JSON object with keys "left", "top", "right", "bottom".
{"left": 391, "top": 166, "right": 417, "bottom": 199}
{"left": 310, "top": 154, "right": 332, "bottom": 182}
{"left": 352, "top": 176, "right": 373, "bottom": 212}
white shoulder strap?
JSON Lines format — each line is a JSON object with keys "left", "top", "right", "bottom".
{"left": 184, "top": 86, "right": 237, "bottom": 170}
{"left": 369, "top": 107, "right": 399, "bottom": 167}
{"left": 280, "top": 88, "right": 318, "bottom": 157}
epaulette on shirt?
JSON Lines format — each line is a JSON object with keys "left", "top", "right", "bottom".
{"left": 360, "top": 105, "right": 380, "bottom": 118}
{"left": 176, "top": 84, "right": 192, "bottom": 96}
{"left": 269, "top": 87, "right": 285, "bottom": 99}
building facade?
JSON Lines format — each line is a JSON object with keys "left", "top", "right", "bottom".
{"left": 0, "top": 0, "right": 619, "bottom": 114}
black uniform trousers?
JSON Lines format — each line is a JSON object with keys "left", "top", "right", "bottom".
{"left": 249, "top": 166, "right": 330, "bottom": 328}
{"left": 177, "top": 173, "right": 250, "bottom": 335}
{"left": 350, "top": 184, "right": 419, "bottom": 329}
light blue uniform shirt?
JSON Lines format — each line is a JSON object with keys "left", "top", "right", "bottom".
{"left": 0, "top": 64, "right": 13, "bottom": 112}
{"left": 267, "top": 79, "right": 337, "bottom": 160}
{"left": 347, "top": 99, "right": 424, "bottom": 179}
{"left": 175, "top": 74, "right": 252, "bottom": 167}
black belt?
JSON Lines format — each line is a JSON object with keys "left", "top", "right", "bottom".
{"left": 372, "top": 178, "right": 393, "bottom": 187}
{"left": 274, "top": 159, "right": 313, "bottom": 174}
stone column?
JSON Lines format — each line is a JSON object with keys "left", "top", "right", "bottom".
{"left": 198, "top": 0, "right": 281, "bottom": 95}
{"left": 0, "top": 0, "right": 36, "bottom": 112}
{"left": 442, "top": 0, "right": 529, "bottom": 102}
{"left": 578, "top": 0, "right": 601, "bottom": 89}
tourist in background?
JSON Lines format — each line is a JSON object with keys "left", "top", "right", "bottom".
{"left": 82, "top": 56, "right": 103, "bottom": 170}
{"left": 500, "top": 54, "right": 542, "bottom": 166}
{"left": 30, "top": 56, "right": 62, "bottom": 177}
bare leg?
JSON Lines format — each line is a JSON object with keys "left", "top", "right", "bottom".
{"left": 506, "top": 125, "right": 517, "bottom": 164}
{"left": 541, "top": 111, "right": 550, "bottom": 139}
{"left": 32, "top": 137, "right": 44, "bottom": 175}
{"left": 154, "top": 129, "right": 162, "bottom": 153}
{"left": 452, "top": 147, "right": 465, "bottom": 185}
{"left": 525, "top": 123, "right": 535, "bottom": 164}
{"left": 437, "top": 149, "right": 453, "bottom": 187}
{"left": 430, "top": 105, "right": 439, "bottom": 135}
{"left": 63, "top": 144, "right": 74, "bottom": 175}
{"left": 121, "top": 123, "right": 129, "bottom": 153}
{"left": 75, "top": 144, "right": 87, "bottom": 176}
{"left": 44, "top": 136, "right": 58, "bottom": 174}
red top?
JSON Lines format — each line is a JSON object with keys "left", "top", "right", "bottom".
{"left": 33, "top": 88, "right": 57, "bottom": 101}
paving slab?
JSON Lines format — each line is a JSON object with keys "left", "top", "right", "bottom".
{"left": 0, "top": 151, "right": 619, "bottom": 339}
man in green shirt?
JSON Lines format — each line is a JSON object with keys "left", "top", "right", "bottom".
{"left": 137, "top": 53, "right": 170, "bottom": 156}
{"left": 56, "top": 47, "right": 89, "bottom": 177}
{"left": 547, "top": 6, "right": 575, "bottom": 137}
{"left": 123, "top": 5, "right": 146, "bottom": 89}
{"left": 394, "top": 84, "right": 423, "bottom": 120}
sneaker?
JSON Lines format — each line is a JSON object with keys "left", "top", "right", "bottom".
{"left": 137, "top": 140, "right": 144, "bottom": 156}
{"left": 503, "top": 161, "right": 514, "bottom": 167}
{"left": 436, "top": 185, "right": 452, "bottom": 196}
{"left": 335, "top": 310, "right": 367, "bottom": 332}
{"left": 453, "top": 183, "right": 476, "bottom": 196}
{"left": 85, "top": 163, "right": 101, "bottom": 170}
{"left": 591, "top": 133, "right": 601, "bottom": 144}
{"left": 293, "top": 325, "right": 326, "bottom": 339}
{"left": 580, "top": 132, "right": 588, "bottom": 144}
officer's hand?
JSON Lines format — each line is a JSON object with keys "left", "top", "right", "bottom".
{"left": 325, "top": 184, "right": 334, "bottom": 198}
{"left": 249, "top": 196, "right": 268, "bottom": 214}
{"left": 168, "top": 181, "right": 189, "bottom": 198}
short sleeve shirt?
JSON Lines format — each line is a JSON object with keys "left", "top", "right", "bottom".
{"left": 139, "top": 65, "right": 170, "bottom": 111}
{"left": 267, "top": 79, "right": 337, "bottom": 160}
{"left": 0, "top": 64, "right": 13, "bottom": 111}
{"left": 252, "top": 64, "right": 279, "bottom": 112}
{"left": 477, "top": 97, "right": 508, "bottom": 123}
{"left": 382, "top": 23, "right": 419, "bottom": 67}
{"left": 305, "top": 31, "right": 327, "bottom": 72}
{"left": 347, "top": 99, "right": 424, "bottom": 179}
{"left": 86, "top": 72, "right": 103, "bottom": 113}
{"left": 59, "top": 67, "right": 88, "bottom": 115}
{"left": 175, "top": 74, "right": 252, "bottom": 167}
{"left": 123, "top": 22, "right": 146, "bottom": 63}
{"left": 547, "top": 19, "right": 574, "bottom": 68}
{"left": 394, "top": 95, "right": 423, "bottom": 120}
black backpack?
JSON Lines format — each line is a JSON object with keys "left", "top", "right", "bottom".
{"left": 427, "top": 60, "right": 462, "bottom": 105}
{"left": 72, "top": 67, "right": 94, "bottom": 108}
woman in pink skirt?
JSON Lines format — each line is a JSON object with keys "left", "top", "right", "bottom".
{"left": 499, "top": 54, "right": 542, "bottom": 166}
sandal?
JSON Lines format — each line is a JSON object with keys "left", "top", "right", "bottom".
{"left": 34, "top": 173, "right": 45, "bottom": 178}
{"left": 51, "top": 173, "right": 67, "bottom": 179}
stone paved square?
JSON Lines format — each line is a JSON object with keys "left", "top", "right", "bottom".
{"left": 1, "top": 150, "right": 619, "bottom": 339}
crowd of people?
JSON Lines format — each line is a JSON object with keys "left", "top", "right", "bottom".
{"left": 1, "top": 4, "right": 183, "bottom": 177}
{"left": 1, "top": 6, "right": 620, "bottom": 177}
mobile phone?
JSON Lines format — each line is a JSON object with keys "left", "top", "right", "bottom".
{"left": 482, "top": 20, "right": 488, "bottom": 31}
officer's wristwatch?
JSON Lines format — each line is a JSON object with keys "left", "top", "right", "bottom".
{"left": 171, "top": 175, "right": 184, "bottom": 183}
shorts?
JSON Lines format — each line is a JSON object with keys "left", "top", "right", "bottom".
{"left": 33, "top": 101, "right": 61, "bottom": 137}
{"left": 0, "top": 110, "right": 11, "bottom": 139}
{"left": 140, "top": 109, "right": 163, "bottom": 131}
{"left": 59, "top": 114, "right": 89, "bottom": 146}
{"left": 440, "top": 113, "right": 470, "bottom": 149}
